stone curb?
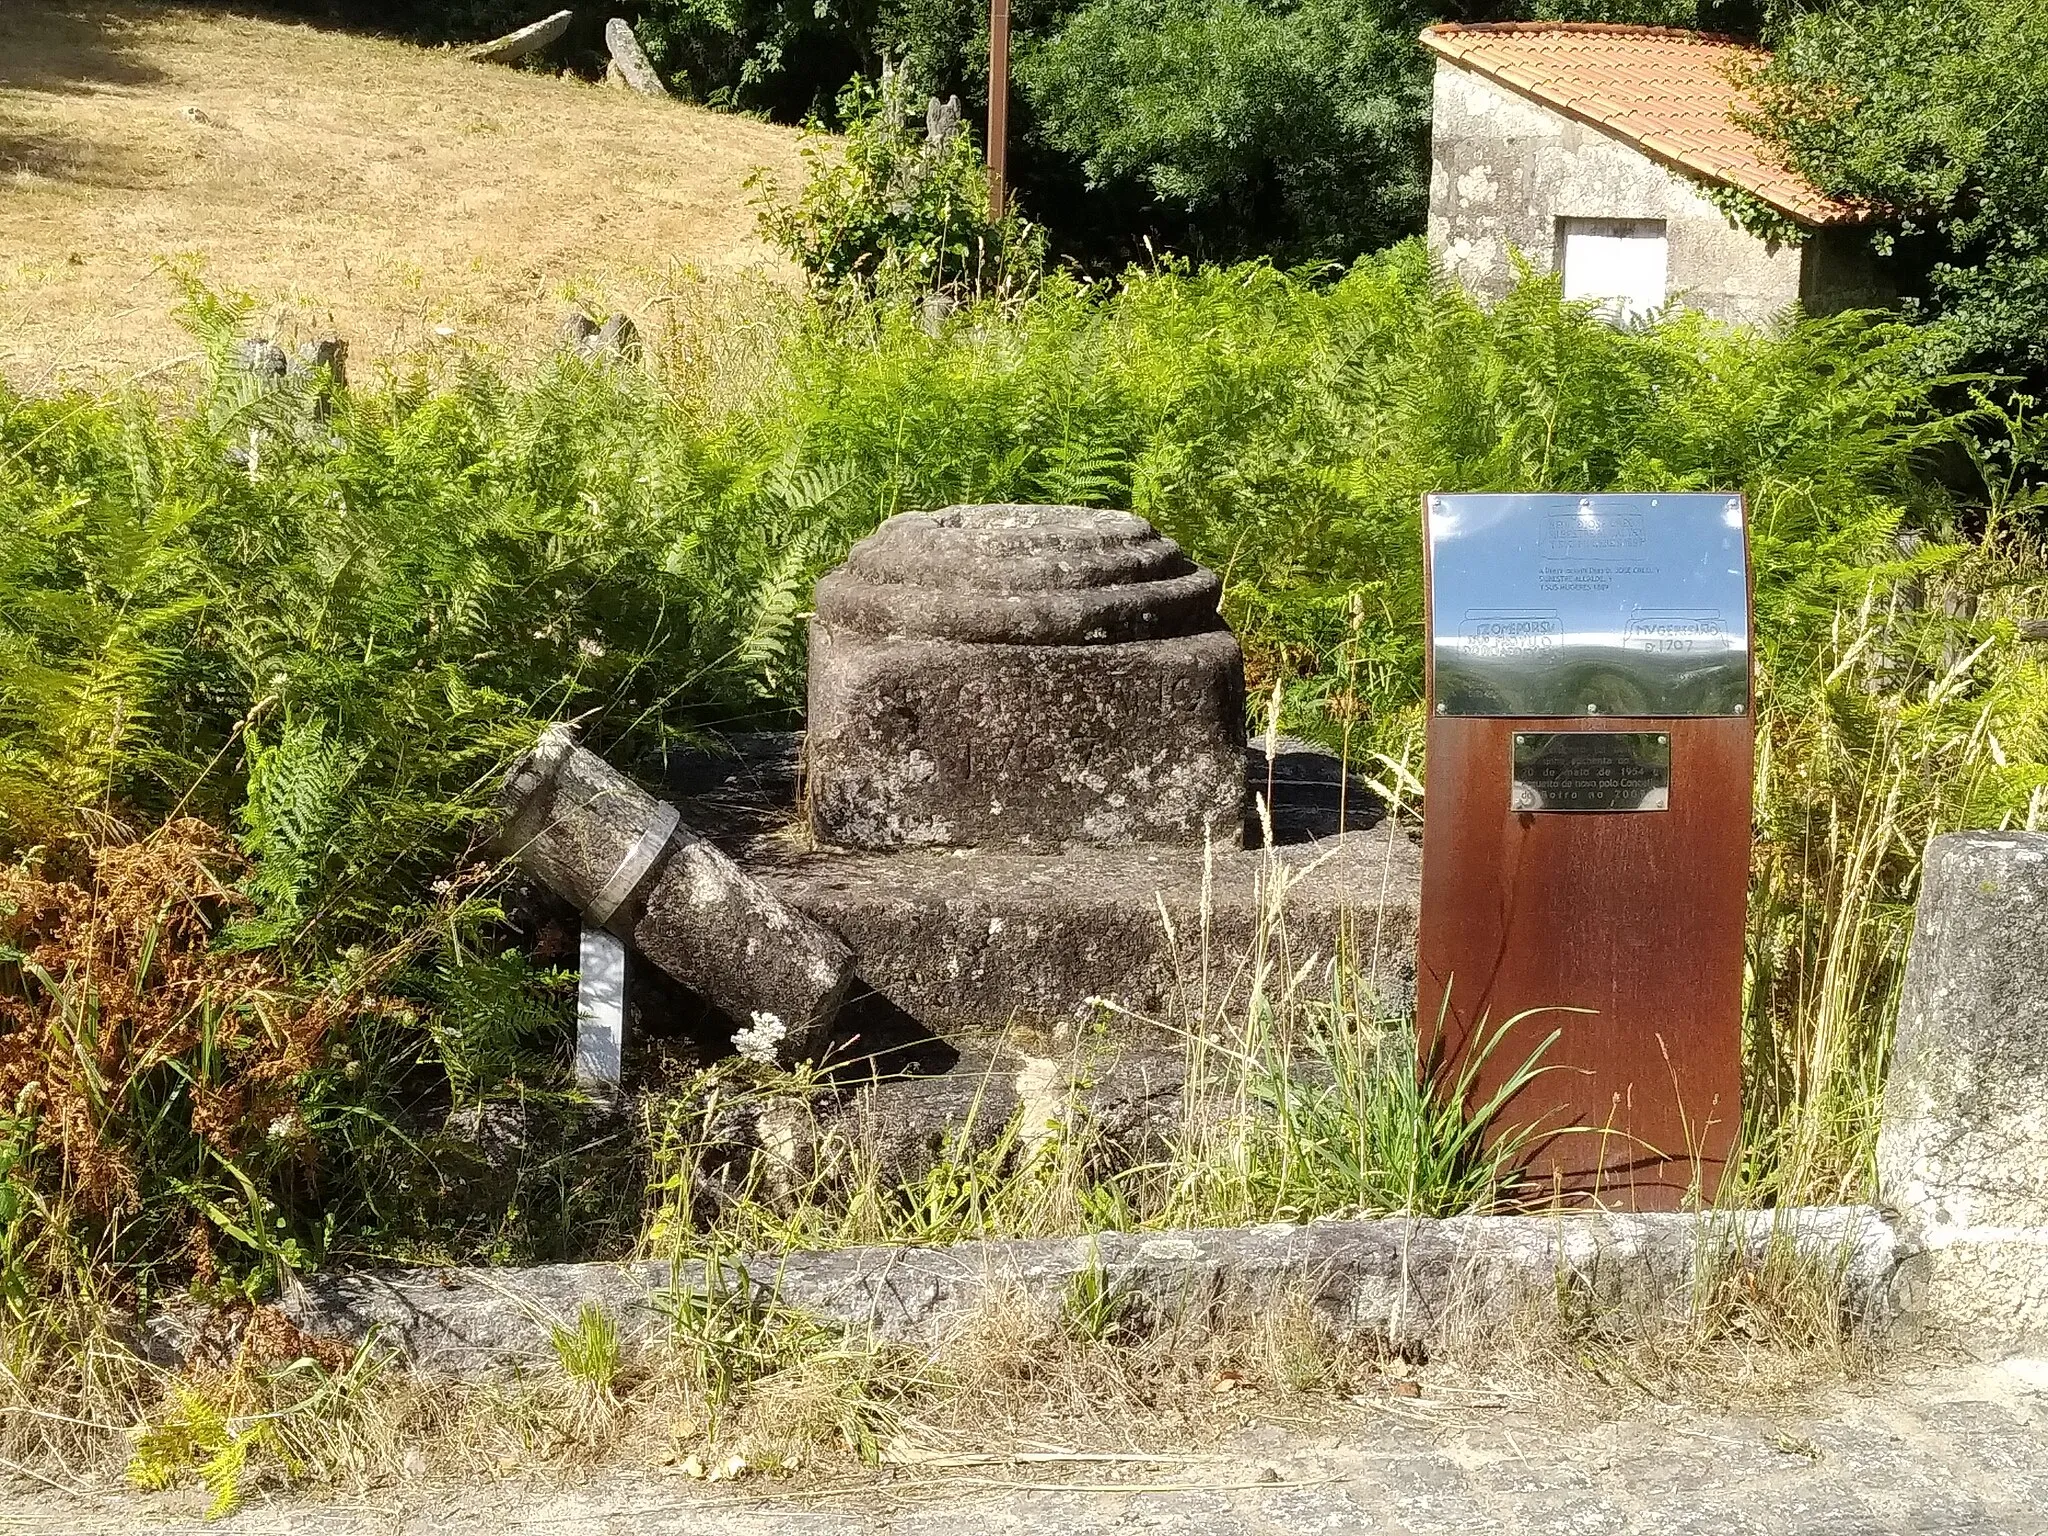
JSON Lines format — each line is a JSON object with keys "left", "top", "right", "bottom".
{"left": 284, "top": 1206, "right": 1904, "bottom": 1373}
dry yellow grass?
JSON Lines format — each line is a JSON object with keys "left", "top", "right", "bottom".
{"left": 0, "top": 1, "right": 806, "bottom": 389}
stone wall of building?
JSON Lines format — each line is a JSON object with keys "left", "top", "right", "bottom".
{"left": 1426, "top": 61, "right": 1808, "bottom": 328}
{"left": 1800, "top": 224, "right": 1893, "bottom": 316}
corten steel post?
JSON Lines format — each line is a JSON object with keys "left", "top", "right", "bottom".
{"left": 987, "top": 0, "right": 1010, "bottom": 218}
{"left": 1418, "top": 493, "right": 1753, "bottom": 1209}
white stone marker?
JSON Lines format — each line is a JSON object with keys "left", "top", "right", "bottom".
{"left": 604, "top": 18, "right": 669, "bottom": 96}
{"left": 1881, "top": 830, "right": 2048, "bottom": 1348}
{"left": 494, "top": 726, "right": 854, "bottom": 1065}
{"left": 466, "top": 9, "right": 574, "bottom": 64}
{"left": 576, "top": 924, "right": 628, "bottom": 1091}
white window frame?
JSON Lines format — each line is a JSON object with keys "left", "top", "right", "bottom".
{"left": 1556, "top": 217, "right": 1670, "bottom": 326}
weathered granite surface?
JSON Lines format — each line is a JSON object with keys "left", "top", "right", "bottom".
{"left": 666, "top": 732, "right": 1420, "bottom": 1041}
{"left": 496, "top": 727, "right": 854, "bottom": 1061}
{"left": 603, "top": 16, "right": 668, "bottom": 96}
{"left": 768, "top": 824, "right": 1418, "bottom": 1040}
{"left": 1880, "top": 830, "right": 2048, "bottom": 1348}
{"left": 286, "top": 1206, "right": 1901, "bottom": 1372}
{"left": 707, "top": 1033, "right": 1191, "bottom": 1202}
{"left": 465, "top": 8, "right": 572, "bottom": 62}
{"left": 806, "top": 506, "right": 1246, "bottom": 851}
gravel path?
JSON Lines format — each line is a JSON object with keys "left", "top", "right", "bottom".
{"left": 10, "top": 1357, "right": 2046, "bottom": 1535}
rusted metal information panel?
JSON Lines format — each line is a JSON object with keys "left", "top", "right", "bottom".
{"left": 1420, "top": 493, "right": 1752, "bottom": 1208}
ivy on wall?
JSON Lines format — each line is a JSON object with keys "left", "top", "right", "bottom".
{"left": 1694, "top": 179, "right": 1811, "bottom": 248}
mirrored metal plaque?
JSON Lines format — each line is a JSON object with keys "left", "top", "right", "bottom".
{"left": 1512, "top": 732, "right": 1670, "bottom": 812}
{"left": 1428, "top": 494, "right": 1750, "bottom": 717}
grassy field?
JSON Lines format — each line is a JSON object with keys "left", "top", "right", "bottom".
{"left": 0, "top": 1, "right": 804, "bottom": 389}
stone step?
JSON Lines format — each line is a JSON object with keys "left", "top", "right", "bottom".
{"left": 662, "top": 732, "right": 1421, "bottom": 1060}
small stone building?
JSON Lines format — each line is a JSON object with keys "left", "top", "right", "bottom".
{"left": 1421, "top": 22, "right": 1884, "bottom": 327}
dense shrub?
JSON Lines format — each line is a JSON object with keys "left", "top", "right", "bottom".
{"left": 634, "top": 0, "right": 881, "bottom": 116}
{"left": 0, "top": 282, "right": 845, "bottom": 1285}
{"left": 1016, "top": 0, "right": 1431, "bottom": 265}
{"left": 4, "top": 251, "right": 2044, "bottom": 1295}
{"left": 772, "top": 247, "right": 1982, "bottom": 751}
{"left": 752, "top": 66, "right": 1044, "bottom": 298}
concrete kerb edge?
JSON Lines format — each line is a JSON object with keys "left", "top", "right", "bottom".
{"left": 282, "top": 1204, "right": 1907, "bottom": 1375}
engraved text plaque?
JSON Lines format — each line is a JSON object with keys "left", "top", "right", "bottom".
{"left": 1511, "top": 731, "right": 1670, "bottom": 812}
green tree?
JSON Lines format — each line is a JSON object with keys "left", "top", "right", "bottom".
{"left": 636, "top": 0, "right": 881, "bottom": 117}
{"left": 1749, "top": 0, "right": 2048, "bottom": 376}
{"left": 1015, "top": 0, "right": 1432, "bottom": 265}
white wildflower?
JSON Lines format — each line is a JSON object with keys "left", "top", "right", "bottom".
{"left": 732, "top": 1011, "right": 788, "bottom": 1065}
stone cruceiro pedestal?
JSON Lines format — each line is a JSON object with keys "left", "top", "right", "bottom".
{"left": 1880, "top": 830, "right": 2048, "bottom": 1347}
{"left": 489, "top": 505, "right": 1418, "bottom": 1109}
{"left": 806, "top": 505, "right": 1247, "bottom": 851}
{"left": 665, "top": 729, "right": 1418, "bottom": 1058}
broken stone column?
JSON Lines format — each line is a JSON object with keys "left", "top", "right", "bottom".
{"left": 604, "top": 18, "right": 668, "bottom": 97}
{"left": 807, "top": 505, "right": 1246, "bottom": 850}
{"left": 496, "top": 726, "right": 854, "bottom": 1063}
{"left": 290, "top": 338, "right": 348, "bottom": 421}
{"left": 1880, "top": 830, "right": 2048, "bottom": 1348}
{"left": 926, "top": 94, "right": 962, "bottom": 148}
{"left": 558, "top": 311, "right": 641, "bottom": 360}
{"left": 594, "top": 313, "right": 641, "bottom": 359}
{"left": 291, "top": 337, "right": 347, "bottom": 385}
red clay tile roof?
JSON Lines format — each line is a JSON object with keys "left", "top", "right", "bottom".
{"left": 1420, "top": 22, "right": 1864, "bottom": 227}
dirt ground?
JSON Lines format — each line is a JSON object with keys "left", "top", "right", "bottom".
{"left": 12, "top": 1355, "right": 2047, "bottom": 1534}
{"left": 0, "top": 1, "right": 805, "bottom": 390}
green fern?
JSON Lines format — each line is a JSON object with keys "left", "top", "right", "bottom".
{"left": 129, "top": 1383, "right": 287, "bottom": 1520}
{"left": 730, "top": 527, "right": 829, "bottom": 688}
{"left": 236, "top": 718, "right": 367, "bottom": 935}
{"left": 424, "top": 949, "right": 574, "bottom": 1104}
{"left": 2, "top": 254, "right": 2043, "bottom": 1294}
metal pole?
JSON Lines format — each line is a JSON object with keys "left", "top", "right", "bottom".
{"left": 987, "top": 0, "right": 1010, "bottom": 218}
